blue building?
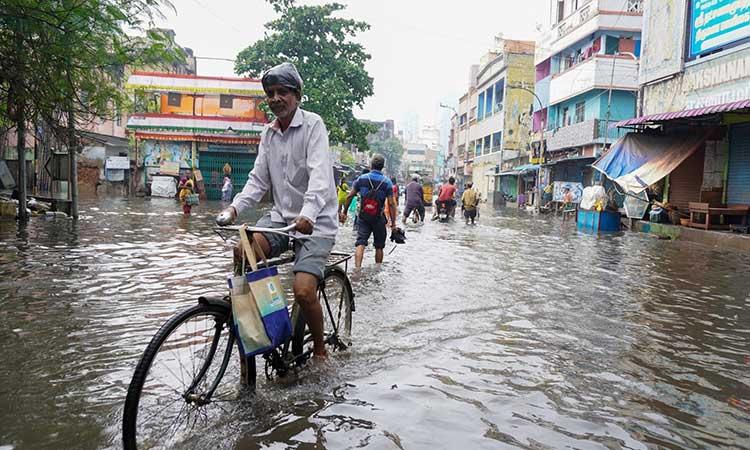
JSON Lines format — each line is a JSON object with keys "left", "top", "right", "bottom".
{"left": 533, "top": 0, "right": 643, "bottom": 195}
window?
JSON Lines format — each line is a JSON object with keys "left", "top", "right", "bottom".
{"left": 483, "top": 135, "right": 492, "bottom": 155}
{"left": 485, "top": 88, "right": 494, "bottom": 118}
{"left": 220, "top": 94, "right": 235, "bottom": 108}
{"left": 556, "top": 0, "right": 564, "bottom": 23}
{"left": 459, "top": 113, "right": 467, "bottom": 126}
{"left": 477, "top": 92, "right": 485, "bottom": 121}
{"left": 605, "top": 35, "right": 619, "bottom": 55}
{"left": 575, "top": 101, "right": 585, "bottom": 123}
{"left": 627, "top": 0, "right": 642, "bottom": 13}
{"left": 475, "top": 140, "right": 482, "bottom": 157}
{"left": 561, "top": 107, "right": 570, "bottom": 127}
{"left": 492, "top": 131, "right": 502, "bottom": 151}
{"left": 167, "top": 92, "right": 182, "bottom": 107}
{"left": 494, "top": 80, "right": 504, "bottom": 113}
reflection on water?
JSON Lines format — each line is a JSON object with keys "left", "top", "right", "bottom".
{"left": 1, "top": 197, "right": 749, "bottom": 449}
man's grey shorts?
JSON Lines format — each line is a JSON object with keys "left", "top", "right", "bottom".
{"left": 256, "top": 214, "right": 334, "bottom": 280}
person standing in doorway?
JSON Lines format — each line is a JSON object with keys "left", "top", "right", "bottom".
{"left": 461, "top": 181, "right": 479, "bottom": 225}
{"left": 341, "top": 154, "right": 397, "bottom": 268}
{"left": 221, "top": 174, "right": 233, "bottom": 202}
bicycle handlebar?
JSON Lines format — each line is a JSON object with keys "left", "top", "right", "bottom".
{"left": 214, "top": 223, "right": 307, "bottom": 239}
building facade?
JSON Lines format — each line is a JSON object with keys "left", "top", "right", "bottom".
{"left": 449, "top": 37, "right": 536, "bottom": 202}
{"left": 532, "top": 0, "right": 643, "bottom": 205}
{"left": 125, "top": 72, "right": 267, "bottom": 199}
{"left": 403, "top": 142, "right": 434, "bottom": 180}
{"left": 609, "top": 0, "right": 750, "bottom": 213}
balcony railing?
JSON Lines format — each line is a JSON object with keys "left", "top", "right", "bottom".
{"left": 546, "top": 118, "right": 631, "bottom": 151}
{"left": 595, "top": 119, "right": 629, "bottom": 143}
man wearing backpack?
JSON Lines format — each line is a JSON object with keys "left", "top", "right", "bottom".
{"left": 341, "top": 154, "right": 397, "bottom": 269}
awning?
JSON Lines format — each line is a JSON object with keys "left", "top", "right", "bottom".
{"left": 541, "top": 156, "right": 596, "bottom": 167}
{"left": 495, "top": 164, "right": 539, "bottom": 176}
{"left": 78, "top": 131, "right": 129, "bottom": 148}
{"left": 614, "top": 99, "right": 750, "bottom": 128}
{"left": 593, "top": 131, "right": 710, "bottom": 194}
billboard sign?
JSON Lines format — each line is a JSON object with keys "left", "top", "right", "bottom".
{"left": 689, "top": 0, "right": 750, "bottom": 58}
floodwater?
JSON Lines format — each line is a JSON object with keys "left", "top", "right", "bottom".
{"left": 1, "top": 196, "right": 749, "bottom": 450}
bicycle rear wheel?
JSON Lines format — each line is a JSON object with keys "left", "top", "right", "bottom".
{"left": 292, "top": 266, "right": 354, "bottom": 358}
{"left": 122, "top": 301, "right": 236, "bottom": 450}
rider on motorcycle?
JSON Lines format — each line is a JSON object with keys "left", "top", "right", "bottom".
{"left": 434, "top": 177, "right": 457, "bottom": 220}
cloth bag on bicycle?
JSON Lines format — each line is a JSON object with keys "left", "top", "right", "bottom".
{"left": 229, "top": 226, "right": 293, "bottom": 356}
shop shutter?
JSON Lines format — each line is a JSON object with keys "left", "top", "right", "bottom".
{"left": 727, "top": 123, "right": 750, "bottom": 205}
{"left": 500, "top": 176, "right": 517, "bottom": 198}
{"left": 199, "top": 147, "right": 256, "bottom": 200}
{"left": 669, "top": 145, "right": 704, "bottom": 211}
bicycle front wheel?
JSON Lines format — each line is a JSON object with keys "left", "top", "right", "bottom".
{"left": 122, "top": 301, "right": 236, "bottom": 450}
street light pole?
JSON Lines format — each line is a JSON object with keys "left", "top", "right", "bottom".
{"left": 440, "top": 102, "right": 469, "bottom": 185}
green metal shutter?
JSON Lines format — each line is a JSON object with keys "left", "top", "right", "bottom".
{"left": 728, "top": 123, "right": 750, "bottom": 205}
{"left": 199, "top": 148, "right": 257, "bottom": 200}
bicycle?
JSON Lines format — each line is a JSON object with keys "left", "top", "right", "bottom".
{"left": 122, "top": 224, "right": 354, "bottom": 450}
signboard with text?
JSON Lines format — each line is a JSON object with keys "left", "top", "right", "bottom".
{"left": 689, "top": 0, "right": 750, "bottom": 58}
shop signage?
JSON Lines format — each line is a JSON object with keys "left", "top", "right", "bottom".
{"left": 553, "top": 181, "right": 584, "bottom": 203}
{"left": 689, "top": 0, "right": 750, "bottom": 58}
{"left": 105, "top": 156, "right": 129, "bottom": 170}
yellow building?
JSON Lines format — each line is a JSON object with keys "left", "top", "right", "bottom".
{"left": 450, "top": 38, "right": 536, "bottom": 204}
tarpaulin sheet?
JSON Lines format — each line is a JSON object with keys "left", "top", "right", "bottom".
{"left": 593, "top": 131, "right": 709, "bottom": 194}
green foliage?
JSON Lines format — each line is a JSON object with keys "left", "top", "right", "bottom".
{"left": 235, "top": 0, "right": 375, "bottom": 150}
{"left": 0, "top": 0, "right": 184, "bottom": 140}
{"left": 336, "top": 146, "right": 356, "bottom": 167}
{"left": 369, "top": 137, "right": 404, "bottom": 176}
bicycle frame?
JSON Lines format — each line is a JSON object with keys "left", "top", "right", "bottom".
{"left": 213, "top": 224, "right": 353, "bottom": 386}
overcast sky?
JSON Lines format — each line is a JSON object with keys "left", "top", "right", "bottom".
{"left": 158, "top": 0, "right": 549, "bottom": 129}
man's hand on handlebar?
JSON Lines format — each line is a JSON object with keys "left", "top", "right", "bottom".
{"left": 215, "top": 206, "right": 237, "bottom": 226}
{"left": 293, "top": 216, "right": 314, "bottom": 235}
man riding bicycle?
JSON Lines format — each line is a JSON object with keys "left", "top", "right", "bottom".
{"left": 216, "top": 62, "right": 337, "bottom": 360}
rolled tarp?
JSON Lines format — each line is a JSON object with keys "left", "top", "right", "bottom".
{"left": 593, "top": 131, "right": 710, "bottom": 194}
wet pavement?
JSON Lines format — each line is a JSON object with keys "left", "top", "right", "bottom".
{"left": 1, "top": 196, "right": 749, "bottom": 449}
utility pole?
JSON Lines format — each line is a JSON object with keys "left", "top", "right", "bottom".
{"left": 603, "top": 52, "right": 638, "bottom": 151}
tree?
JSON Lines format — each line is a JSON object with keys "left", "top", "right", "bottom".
{"left": 0, "top": 0, "right": 183, "bottom": 219}
{"left": 235, "top": 0, "right": 375, "bottom": 150}
{"left": 369, "top": 137, "right": 404, "bottom": 176}
{"left": 338, "top": 146, "right": 356, "bottom": 167}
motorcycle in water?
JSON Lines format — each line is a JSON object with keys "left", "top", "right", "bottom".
{"left": 436, "top": 201, "right": 453, "bottom": 222}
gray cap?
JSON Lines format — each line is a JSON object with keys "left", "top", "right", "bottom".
{"left": 261, "top": 62, "right": 303, "bottom": 93}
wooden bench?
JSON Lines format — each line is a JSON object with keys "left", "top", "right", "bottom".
{"left": 688, "top": 202, "right": 749, "bottom": 230}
